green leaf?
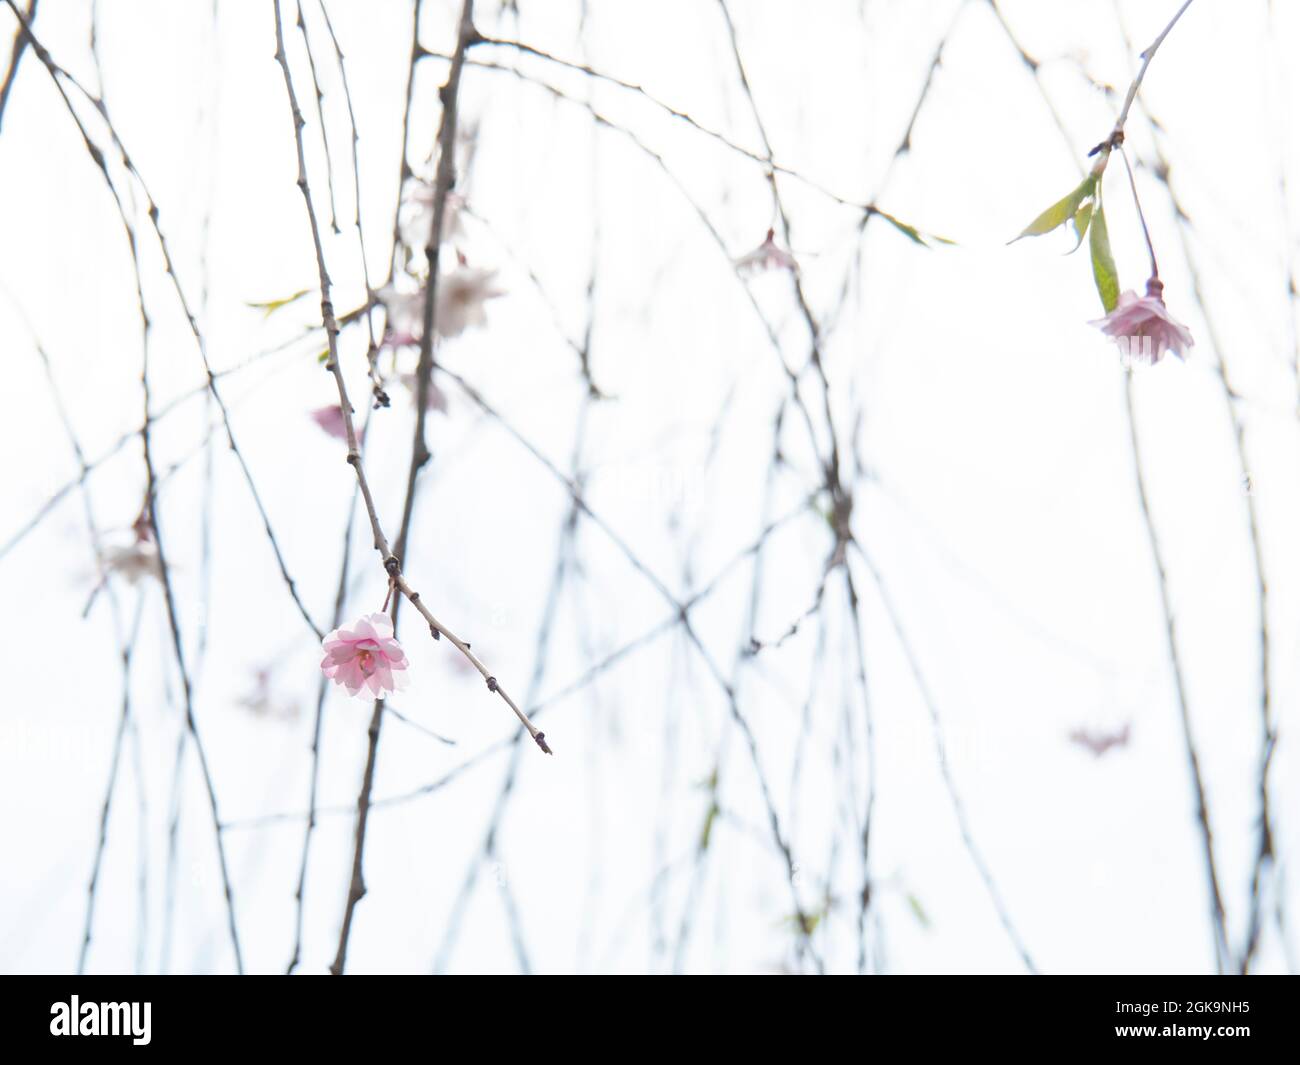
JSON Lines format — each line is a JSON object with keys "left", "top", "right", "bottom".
{"left": 780, "top": 909, "right": 824, "bottom": 934}
{"left": 1067, "top": 199, "right": 1094, "bottom": 253}
{"left": 1089, "top": 201, "right": 1119, "bottom": 312}
{"left": 699, "top": 802, "right": 719, "bottom": 851}
{"left": 1011, "top": 174, "right": 1097, "bottom": 242}
{"left": 245, "top": 287, "right": 312, "bottom": 315}
{"left": 871, "top": 209, "right": 956, "bottom": 248}
{"left": 907, "top": 893, "right": 931, "bottom": 929}
{"left": 315, "top": 347, "right": 330, "bottom": 364}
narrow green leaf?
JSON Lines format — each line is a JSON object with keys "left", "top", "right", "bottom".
{"left": 1089, "top": 201, "right": 1119, "bottom": 312}
{"left": 875, "top": 209, "right": 925, "bottom": 246}
{"left": 315, "top": 347, "right": 330, "bottom": 364}
{"left": 699, "top": 802, "right": 719, "bottom": 851}
{"left": 907, "top": 893, "right": 931, "bottom": 929}
{"left": 1067, "top": 199, "right": 1094, "bottom": 253}
{"left": 1011, "top": 174, "right": 1097, "bottom": 242}
{"left": 871, "top": 209, "right": 956, "bottom": 248}
{"left": 246, "top": 287, "right": 313, "bottom": 319}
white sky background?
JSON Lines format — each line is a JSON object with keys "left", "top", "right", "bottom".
{"left": 0, "top": 0, "right": 1296, "bottom": 975}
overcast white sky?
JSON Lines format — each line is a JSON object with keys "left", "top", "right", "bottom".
{"left": 1, "top": 0, "right": 1297, "bottom": 974}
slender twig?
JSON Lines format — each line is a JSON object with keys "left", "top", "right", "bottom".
{"left": 851, "top": 541, "right": 1039, "bottom": 973}
{"left": 78, "top": 600, "right": 144, "bottom": 973}
{"left": 286, "top": 482, "right": 360, "bottom": 974}
{"left": 466, "top": 33, "right": 870, "bottom": 211}
{"left": 17, "top": 309, "right": 148, "bottom": 975}
{"left": 0, "top": 0, "right": 35, "bottom": 131}
{"left": 295, "top": 2, "right": 340, "bottom": 234}
{"left": 430, "top": 133, "right": 607, "bottom": 968}
{"left": 219, "top": 502, "right": 810, "bottom": 831}
{"left": 1117, "top": 146, "right": 1158, "bottom": 277}
{"left": 335, "top": 0, "right": 482, "bottom": 979}
{"left": 432, "top": 445, "right": 584, "bottom": 973}
{"left": 139, "top": 227, "right": 245, "bottom": 977}
{"left": 1111, "top": 0, "right": 1195, "bottom": 140}
{"left": 842, "top": 564, "right": 878, "bottom": 974}
{"left": 315, "top": 0, "right": 381, "bottom": 375}
{"left": 1, "top": 0, "right": 324, "bottom": 641}
{"left": 272, "top": 0, "right": 549, "bottom": 976}
{"left": 0, "top": 278, "right": 342, "bottom": 569}
{"left": 273, "top": 3, "right": 541, "bottom": 751}
{"left": 1113, "top": 5, "right": 1272, "bottom": 975}
{"left": 991, "top": 0, "right": 1229, "bottom": 976}
{"left": 3, "top": 0, "right": 243, "bottom": 971}
{"left": 1122, "top": 374, "right": 1229, "bottom": 970}
{"left": 382, "top": 0, "right": 423, "bottom": 289}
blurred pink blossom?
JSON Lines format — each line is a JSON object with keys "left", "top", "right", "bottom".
{"left": 381, "top": 327, "right": 420, "bottom": 351}
{"left": 736, "top": 228, "right": 797, "bottom": 275}
{"left": 378, "top": 267, "right": 506, "bottom": 344}
{"left": 399, "top": 180, "right": 466, "bottom": 251}
{"left": 238, "top": 666, "right": 299, "bottom": 721}
{"left": 320, "top": 613, "right": 410, "bottom": 698}
{"left": 377, "top": 284, "right": 423, "bottom": 343}
{"left": 1089, "top": 279, "right": 1194, "bottom": 364}
{"left": 399, "top": 372, "right": 449, "bottom": 413}
{"left": 310, "top": 405, "right": 362, "bottom": 443}
{"left": 436, "top": 266, "right": 505, "bottom": 337}
{"left": 99, "top": 541, "right": 162, "bottom": 585}
{"left": 1069, "top": 723, "right": 1131, "bottom": 758}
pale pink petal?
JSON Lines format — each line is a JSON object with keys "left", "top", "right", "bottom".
{"left": 379, "top": 640, "right": 407, "bottom": 666}
{"left": 352, "top": 617, "right": 381, "bottom": 643}
{"left": 369, "top": 613, "right": 396, "bottom": 638}
{"left": 325, "top": 647, "right": 357, "bottom": 671}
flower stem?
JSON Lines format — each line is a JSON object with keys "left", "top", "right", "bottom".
{"left": 1118, "top": 146, "right": 1159, "bottom": 280}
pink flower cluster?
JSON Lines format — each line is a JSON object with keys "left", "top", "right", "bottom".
{"left": 320, "top": 613, "right": 410, "bottom": 698}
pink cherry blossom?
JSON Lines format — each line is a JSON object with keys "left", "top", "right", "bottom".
{"left": 310, "top": 404, "right": 363, "bottom": 444}
{"left": 436, "top": 266, "right": 505, "bottom": 337}
{"left": 320, "top": 613, "right": 410, "bottom": 698}
{"left": 735, "top": 228, "right": 798, "bottom": 275}
{"left": 1089, "top": 278, "right": 1194, "bottom": 364}
{"left": 378, "top": 268, "right": 506, "bottom": 344}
